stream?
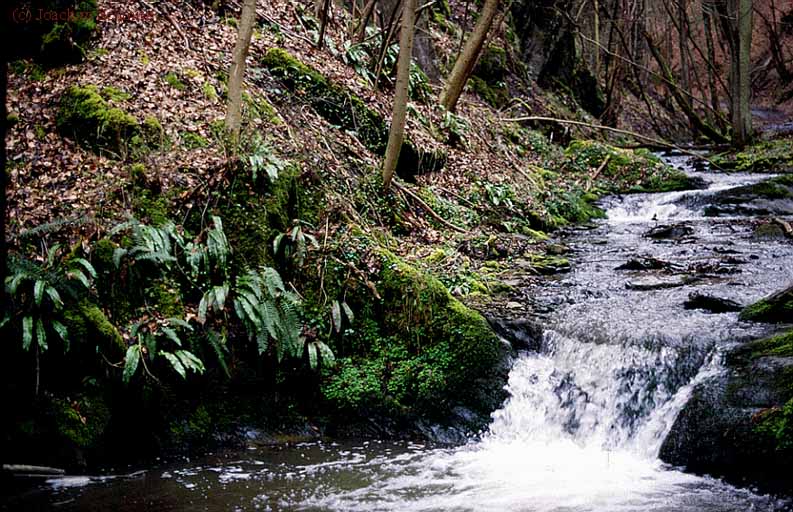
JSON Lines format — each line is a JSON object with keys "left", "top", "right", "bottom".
{"left": 7, "top": 155, "right": 793, "bottom": 511}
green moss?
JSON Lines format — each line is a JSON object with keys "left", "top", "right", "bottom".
{"left": 51, "top": 394, "right": 110, "bottom": 450}
{"left": 100, "top": 86, "right": 131, "bottom": 102}
{"left": 737, "top": 330, "right": 793, "bottom": 360}
{"left": 133, "top": 189, "right": 170, "bottom": 225}
{"left": 169, "top": 404, "right": 214, "bottom": 447}
{"left": 468, "top": 76, "right": 509, "bottom": 108}
{"left": 740, "top": 288, "right": 793, "bottom": 323}
{"left": 713, "top": 137, "right": 793, "bottom": 173}
{"left": 56, "top": 85, "right": 140, "bottom": 157}
{"left": 754, "top": 399, "right": 793, "bottom": 453}
{"left": 145, "top": 280, "right": 184, "bottom": 318}
{"left": 6, "top": 112, "right": 20, "bottom": 126}
{"left": 261, "top": 48, "right": 445, "bottom": 180}
{"left": 38, "top": 0, "right": 98, "bottom": 65}
{"left": 181, "top": 131, "right": 209, "bottom": 149}
{"left": 322, "top": 249, "right": 507, "bottom": 418}
{"left": 164, "top": 71, "right": 186, "bottom": 90}
{"left": 472, "top": 45, "right": 507, "bottom": 83}
{"left": 142, "top": 116, "right": 165, "bottom": 146}
{"left": 202, "top": 81, "right": 219, "bottom": 101}
{"left": 63, "top": 300, "right": 125, "bottom": 357}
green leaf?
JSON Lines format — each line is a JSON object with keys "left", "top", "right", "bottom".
{"left": 71, "top": 258, "right": 97, "bottom": 278}
{"left": 341, "top": 302, "right": 355, "bottom": 324}
{"left": 45, "top": 286, "right": 63, "bottom": 309}
{"left": 331, "top": 301, "right": 342, "bottom": 333}
{"left": 162, "top": 351, "right": 186, "bottom": 378}
{"left": 198, "top": 294, "right": 209, "bottom": 324}
{"left": 317, "top": 341, "right": 335, "bottom": 367}
{"left": 273, "top": 233, "right": 285, "bottom": 256}
{"left": 22, "top": 316, "right": 33, "bottom": 350}
{"left": 113, "top": 247, "right": 127, "bottom": 269}
{"left": 175, "top": 350, "right": 205, "bottom": 374}
{"left": 307, "top": 342, "right": 318, "bottom": 369}
{"left": 123, "top": 345, "right": 141, "bottom": 383}
{"left": 161, "top": 327, "right": 182, "bottom": 347}
{"left": 68, "top": 269, "right": 91, "bottom": 289}
{"left": 208, "top": 330, "right": 230, "bottom": 378}
{"left": 34, "top": 280, "right": 46, "bottom": 307}
{"left": 51, "top": 320, "right": 69, "bottom": 344}
{"left": 167, "top": 318, "right": 193, "bottom": 331}
{"left": 35, "top": 318, "right": 47, "bottom": 351}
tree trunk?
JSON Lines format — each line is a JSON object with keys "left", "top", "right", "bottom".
{"left": 729, "top": 0, "right": 753, "bottom": 147}
{"left": 224, "top": 0, "right": 258, "bottom": 146}
{"left": 439, "top": 0, "right": 500, "bottom": 112}
{"left": 355, "top": 0, "right": 378, "bottom": 42}
{"left": 382, "top": 0, "right": 418, "bottom": 190}
{"left": 702, "top": 2, "right": 722, "bottom": 125}
{"left": 317, "top": 0, "right": 332, "bottom": 49}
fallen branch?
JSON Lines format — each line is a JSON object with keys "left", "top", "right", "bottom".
{"left": 500, "top": 116, "right": 723, "bottom": 169}
{"left": 394, "top": 181, "right": 469, "bottom": 233}
{"left": 3, "top": 464, "right": 65, "bottom": 476}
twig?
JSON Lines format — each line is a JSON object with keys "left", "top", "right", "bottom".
{"left": 137, "top": 0, "right": 191, "bottom": 50}
{"left": 394, "top": 182, "right": 468, "bottom": 233}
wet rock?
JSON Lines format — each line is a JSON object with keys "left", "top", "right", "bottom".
{"left": 488, "top": 318, "right": 543, "bottom": 352}
{"left": 616, "top": 256, "right": 672, "bottom": 271}
{"left": 683, "top": 292, "right": 742, "bottom": 313}
{"left": 740, "top": 285, "right": 793, "bottom": 323}
{"left": 644, "top": 223, "right": 694, "bottom": 240}
{"left": 660, "top": 336, "right": 793, "bottom": 496}
{"left": 701, "top": 176, "right": 793, "bottom": 217}
{"left": 753, "top": 221, "right": 788, "bottom": 241}
{"left": 625, "top": 277, "right": 686, "bottom": 291}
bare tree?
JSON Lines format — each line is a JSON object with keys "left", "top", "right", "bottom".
{"left": 225, "top": 0, "right": 258, "bottom": 146}
{"left": 716, "top": 0, "right": 753, "bottom": 146}
{"left": 439, "top": 0, "right": 500, "bottom": 112}
{"left": 382, "top": 0, "right": 418, "bottom": 190}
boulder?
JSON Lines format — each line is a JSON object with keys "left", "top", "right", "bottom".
{"left": 740, "top": 285, "right": 793, "bottom": 323}
{"left": 683, "top": 292, "right": 742, "bottom": 313}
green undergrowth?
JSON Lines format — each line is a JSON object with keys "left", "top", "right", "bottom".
{"left": 713, "top": 137, "right": 793, "bottom": 173}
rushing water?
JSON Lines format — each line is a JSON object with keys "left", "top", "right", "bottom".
{"left": 9, "top": 156, "right": 793, "bottom": 511}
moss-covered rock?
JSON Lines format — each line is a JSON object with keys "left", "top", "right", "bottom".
{"left": 712, "top": 137, "right": 793, "bottom": 173}
{"left": 63, "top": 300, "right": 125, "bottom": 357}
{"left": 563, "top": 140, "right": 696, "bottom": 193}
{"left": 468, "top": 76, "right": 509, "bottom": 109}
{"left": 321, "top": 249, "right": 510, "bottom": 428}
{"left": 261, "top": 48, "right": 446, "bottom": 181}
{"left": 740, "top": 285, "right": 793, "bottom": 323}
{"left": 57, "top": 85, "right": 140, "bottom": 157}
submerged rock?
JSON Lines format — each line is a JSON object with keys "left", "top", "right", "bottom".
{"left": 683, "top": 292, "right": 742, "bottom": 313}
{"left": 626, "top": 277, "right": 686, "bottom": 291}
{"left": 644, "top": 223, "right": 694, "bottom": 240}
{"left": 616, "top": 256, "right": 672, "bottom": 271}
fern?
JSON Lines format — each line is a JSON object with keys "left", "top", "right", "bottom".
{"left": 233, "top": 267, "right": 304, "bottom": 361}
{"left": 4, "top": 245, "right": 97, "bottom": 355}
